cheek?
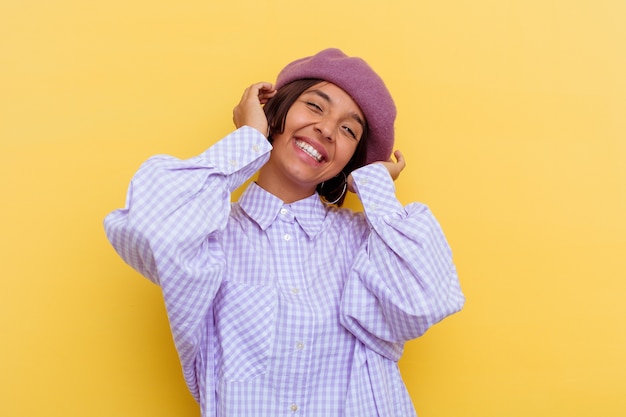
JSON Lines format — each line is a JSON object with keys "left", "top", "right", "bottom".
{"left": 282, "top": 106, "right": 309, "bottom": 132}
{"left": 337, "top": 140, "right": 359, "bottom": 166}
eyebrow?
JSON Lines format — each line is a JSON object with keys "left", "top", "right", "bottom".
{"left": 307, "top": 89, "right": 366, "bottom": 129}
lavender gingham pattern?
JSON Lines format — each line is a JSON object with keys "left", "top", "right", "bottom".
{"left": 104, "top": 126, "right": 465, "bottom": 417}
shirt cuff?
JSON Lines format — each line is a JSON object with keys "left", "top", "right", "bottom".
{"left": 351, "top": 163, "right": 404, "bottom": 218}
{"left": 199, "top": 126, "right": 272, "bottom": 190}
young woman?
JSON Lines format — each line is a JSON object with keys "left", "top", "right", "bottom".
{"left": 104, "top": 48, "right": 464, "bottom": 417}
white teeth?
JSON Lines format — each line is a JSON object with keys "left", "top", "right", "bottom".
{"left": 295, "top": 140, "right": 323, "bottom": 162}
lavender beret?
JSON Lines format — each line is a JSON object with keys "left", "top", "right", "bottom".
{"left": 275, "top": 48, "right": 396, "bottom": 165}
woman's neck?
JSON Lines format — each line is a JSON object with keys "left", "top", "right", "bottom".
{"left": 256, "top": 166, "right": 317, "bottom": 204}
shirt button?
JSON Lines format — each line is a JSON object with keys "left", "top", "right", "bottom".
{"left": 280, "top": 208, "right": 288, "bottom": 215}
{"left": 290, "top": 404, "right": 298, "bottom": 412}
{"left": 290, "top": 287, "right": 300, "bottom": 294}
{"left": 228, "top": 159, "right": 238, "bottom": 167}
{"left": 252, "top": 144, "right": 260, "bottom": 152}
{"left": 295, "top": 341, "right": 304, "bottom": 350}
{"left": 283, "top": 234, "right": 291, "bottom": 241}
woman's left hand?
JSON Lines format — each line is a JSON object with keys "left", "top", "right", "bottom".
{"left": 379, "top": 150, "right": 406, "bottom": 181}
{"left": 347, "top": 150, "right": 406, "bottom": 193}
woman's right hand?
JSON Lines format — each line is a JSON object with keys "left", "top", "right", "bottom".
{"left": 232, "top": 82, "right": 277, "bottom": 136}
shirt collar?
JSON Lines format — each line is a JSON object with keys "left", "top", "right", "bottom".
{"left": 239, "top": 182, "right": 327, "bottom": 239}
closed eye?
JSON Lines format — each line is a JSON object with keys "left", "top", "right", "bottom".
{"left": 342, "top": 125, "right": 357, "bottom": 139}
{"left": 306, "top": 101, "right": 323, "bottom": 112}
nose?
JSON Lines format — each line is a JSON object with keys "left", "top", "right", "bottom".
{"left": 314, "top": 118, "right": 336, "bottom": 141}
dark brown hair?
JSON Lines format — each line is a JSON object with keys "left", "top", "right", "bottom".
{"left": 263, "top": 79, "right": 369, "bottom": 206}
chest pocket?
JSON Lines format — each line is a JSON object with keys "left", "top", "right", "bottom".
{"left": 214, "top": 280, "right": 277, "bottom": 381}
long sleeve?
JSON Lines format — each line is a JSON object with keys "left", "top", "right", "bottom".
{"left": 103, "top": 126, "right": 272, "bottom": 401}
{"left": 104, "top": 126, "right": 271, "bottom": 284}
{"left": 340, "top": 163, "right": 465, "bottom": 361}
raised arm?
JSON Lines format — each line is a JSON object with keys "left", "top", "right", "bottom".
{"left": 341, "top": 163, "right": 464, "bottom": 360}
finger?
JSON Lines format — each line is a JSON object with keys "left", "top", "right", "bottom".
{"left": 259, "top": 89, "right": 277, "bottom": 98}
{"left": 250, "top": 82, "right": 274, "bottom": 98}
{"left": 239, "top": 86, "right": 251, "bottom": 101}
{"left": 393, "top": 150, "right": 406, "bottom": 167}
{"left": 254, "top": 81, "right": 274, "bottom": 91}
{"left": 259, "top": 89, "right": 277, "bottom": 104}
{"left": 240, "top": 82, "right": 272, "bottom": 101}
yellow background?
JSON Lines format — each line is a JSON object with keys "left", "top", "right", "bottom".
{"left": 1, "top": 0, "right": 625, "bottom": 416}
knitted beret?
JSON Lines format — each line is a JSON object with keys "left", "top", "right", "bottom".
{"left": 275, "top": 48, "right": 396, "bottom": 165}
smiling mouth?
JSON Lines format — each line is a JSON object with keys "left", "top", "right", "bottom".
{"left": 295, "top": 139, "right": 324, "bottom": 162}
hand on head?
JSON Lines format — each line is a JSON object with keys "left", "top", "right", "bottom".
{"left": 233, "top": 82, "right": 277, "bottom": 136}
{"left": 346, "top": 150, "right": 406, "bottom": 193}
{"left": 379, "top": 150, "right": 406, "bottom": 182}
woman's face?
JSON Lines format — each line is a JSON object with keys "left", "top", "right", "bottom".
{"left": 265, "top": 81, "right": 365, "bottom": 194}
